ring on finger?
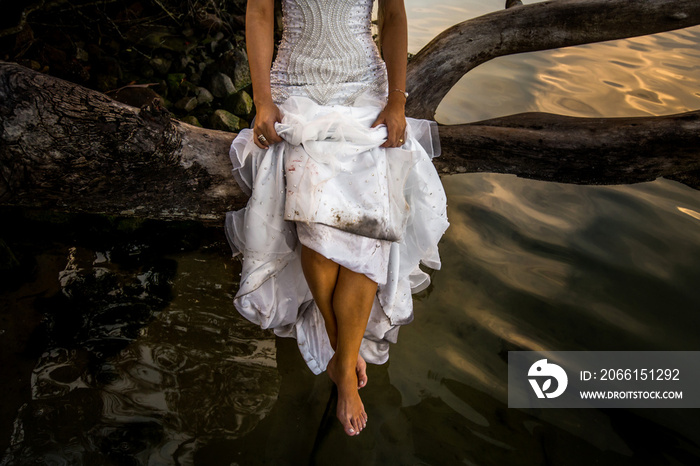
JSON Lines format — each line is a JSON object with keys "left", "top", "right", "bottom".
{"left": 257, "top": 134, "right": 268, "bottom": 144}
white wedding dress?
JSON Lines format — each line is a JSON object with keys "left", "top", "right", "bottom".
{"left": 224, "top": 0, "right": 449, "bottom": 375}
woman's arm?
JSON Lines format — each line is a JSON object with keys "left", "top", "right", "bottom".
{"left": 372, "top": 0, "right": 408, "bottom": 148}
{"left": 246, "top": 0, "right": 283, "bottom": 149}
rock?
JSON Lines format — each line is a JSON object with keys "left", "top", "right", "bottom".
{"left": 179, "top": 56, "right": 193, "bottom": 72}
{"left": 166, "top": 73, "right": 186, "bottom": 94}
{"left": 128, "top": 25, "right": 194, "bottom": 53}
{"left": 160, "top": 96, "right": 173, "bottom": 110}
{"left": 0, "top": 238, "right": 20, "bottom": 273}
{"left": 181, "top": 116, "right": 202, "bottom": 127}
{"left": 209, "top": 72, "right": 235, "bottom": 98}
{"left": 232, "top": 49, "right": 252, "bottom": 90}
{"left": 188, "top": 71, "right": 202, "bottom": 86}
{"left": 75, "top": 47, "right": 89, "bottom": 62}
{"left": 16, "top": 59, "right": 42, "bottom": 71}
{"left": 95, "top": 74, "right": 118, "bottom": 92}
{"left": 107, "top": 86, "right": 162, "bottom": 108}
{"left": 150, "top": 57, "right": 172, "bottom": 75}
{"left": 180, "top": 79, "right": 198, "bottom": 95}
{"left": 195, "top": 87, "right": 214, "bottom": 105}
{"left": 210, "top": 48, "right": 251, "bottom": 92}
{"left": 140, "top": 64, "right": 154, "bottom": 79}
{"left": 175, "top": 96, "right": 198, "bottom": 112}
{"left": 217, "top": 39, "right": 235, "bottom": 54}
{"left": 223, "top": 90, "right": 253, "bottom": 117}
{"left": 214, "top": 48, "right": 252, "bottom": 92}
{"left": 210, "top": 110, "right": 243, "bottom": 132}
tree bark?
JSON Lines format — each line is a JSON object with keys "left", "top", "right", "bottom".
{"left": 0, "top": 61, "right": 241, "bottom": 222}
{"left": 406, "top": 0, "right": 700, "bottom": 120}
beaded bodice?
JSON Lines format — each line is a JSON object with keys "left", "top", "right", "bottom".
{"left": 270, "top": 0, "right": 388, "bottom": 106}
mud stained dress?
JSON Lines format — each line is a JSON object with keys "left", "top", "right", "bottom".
{"left": 224, "top": 0, "right": 449, "bottom": 375}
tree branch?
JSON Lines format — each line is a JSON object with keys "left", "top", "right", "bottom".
{"left": 435, "top": 110, "right": 700, "bottom": 187}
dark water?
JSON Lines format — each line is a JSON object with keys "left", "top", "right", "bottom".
{"left": 2, "top": 173, "right": 700, "bottom": 465}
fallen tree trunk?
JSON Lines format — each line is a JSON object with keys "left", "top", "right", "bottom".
{"left": 406, "top": 0, "right": 700, "bottom": 119}
{"left": 2, "top": 61, "right": 699, "bottom": 224}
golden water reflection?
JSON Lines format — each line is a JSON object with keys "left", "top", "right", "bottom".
{"left": 404, "top": 1, "right": 700, "bottom": 123}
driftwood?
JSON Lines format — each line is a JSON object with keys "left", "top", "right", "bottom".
{"left": 1, "top": 0, "right": 700, "bottom": 223}
{"left": 436, "top": 110, "right": 700, "bottom": 186}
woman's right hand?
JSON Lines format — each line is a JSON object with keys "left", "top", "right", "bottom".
{"left": 253, "top": 100, "right": 283, "bottom": 149}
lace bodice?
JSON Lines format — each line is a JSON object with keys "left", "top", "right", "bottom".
{"left": 270, "top": 0, "right": 388, "bottom": 106}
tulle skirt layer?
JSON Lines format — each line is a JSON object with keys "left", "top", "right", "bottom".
{"left": 225, "top": 95, "right": 448, "bottom": 374}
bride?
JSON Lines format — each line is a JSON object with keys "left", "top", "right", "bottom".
{"left": 225, "top": 0, "right": 448, "bottom": 437}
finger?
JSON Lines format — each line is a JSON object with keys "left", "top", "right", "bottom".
{"left": 370, "top": 116, "right": 385, "bottom": 128}
{"left": 259, "top": 123, "right": 284, "bottom": 144}
{"left": 267, "top": 132, "right": 284, "bottom": 144}
{"left": 253, "top": 133, "right": 269, "bottom": 149}
{"left": 381, "top": 133, "right": 398, "bottom": 148}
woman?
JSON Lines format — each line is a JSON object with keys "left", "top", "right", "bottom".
{"left": 225, "top": 0, "right": 448, "bottom": 437}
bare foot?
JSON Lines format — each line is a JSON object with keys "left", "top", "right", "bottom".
{"left": 356, "top": 354, "right": 368, "bottom": 389}
{"left": 328, "top": 355, "right": 368, "bottom": 436}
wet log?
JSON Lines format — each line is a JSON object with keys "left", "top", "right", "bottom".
{"left": 406, "top": 0, "right": 700, "bottom": 120}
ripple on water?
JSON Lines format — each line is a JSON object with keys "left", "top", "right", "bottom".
{"left": 435, "top": 25, "right": 700, "bottom": 123}
{"left": 3, "top": 246, "right": 280, "bottom": 464}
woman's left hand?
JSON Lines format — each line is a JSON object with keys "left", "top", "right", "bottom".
{"left": 371, "top": 97, "right": 407, "bottom": 148}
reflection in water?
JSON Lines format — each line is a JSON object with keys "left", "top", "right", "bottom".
{"left": 390, "top": 174, "right": 700, "bottom": 463}
{"left": 417, "top": 3, "right": 700, "bottom": 123}
{"left": 1, "top": 237, "right": 279, "bottom": 465}
{"left": 2, "top": 182, "right": 700, "bottom": 464}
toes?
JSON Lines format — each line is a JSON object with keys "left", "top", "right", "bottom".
{"left": 356, "top": 358, "right": 368, "bottom": 389}
{"left": 343, "top": 419, "right": 356, "bottom": 436}
{"left": 351, "top": 416, "right": 362, "bottom": 435}
{"left": 357, "top": 374, "right": 367, "bottom": 389}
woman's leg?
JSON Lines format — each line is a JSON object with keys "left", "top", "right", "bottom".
{"left": 300, "top": 245, "right": 340, "bottom": 349}
{"left": 300, "top": 246, "right": 369, "bottom": 390}
{"left": 300, "top": 246, "right": 376, "bottom": 436}
{"left": 327, "top": 266, "right": 377, "bottom": 436}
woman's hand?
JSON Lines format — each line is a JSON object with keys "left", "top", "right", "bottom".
{"left": 253, "top": 100, "right": 283, "bottom": 149}
{"left": 371, "top": 94, "right": 407, "bottom": 148}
